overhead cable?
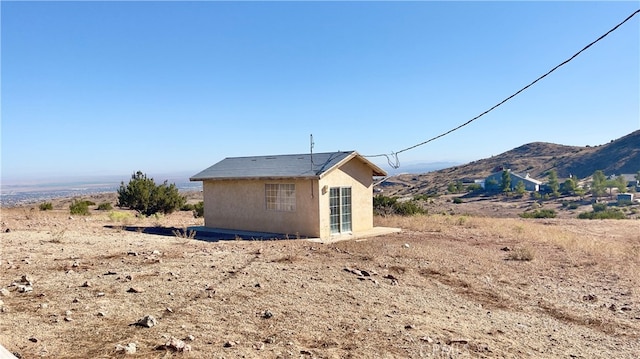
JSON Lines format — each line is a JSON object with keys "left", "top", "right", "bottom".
{"left": 366, "top": 8, "right": 640, "bottom": 169}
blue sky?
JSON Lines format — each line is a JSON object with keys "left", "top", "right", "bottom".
{"left": 2, "top": 1, "right": 639, "bottom": 182}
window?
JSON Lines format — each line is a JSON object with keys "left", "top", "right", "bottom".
{"left": 265, "top": 184, "right": 296, "bottom": 211}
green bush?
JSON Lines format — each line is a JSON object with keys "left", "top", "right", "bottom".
{"left": 519, "top": 209, "right": 556, "bottom": 219}
{"left": 578, "top": 209, "right": 626, "bottom": 219}
{"left": 83, "top": 200, "right": 96, "bottom": 206}
{"left": 452, "top": 197, "right": 463, "bottom": 204}
{"left": 117, "top": 171, "right": 186, "bottom": 216}
{"left": 39, "top": 202, "right": 53, "bottom": 211}
{"left": 181, "top": 203, "right": 195, "bottom": 211}
{"left": 393, "top": 200, "right": 426, "bottom": 216}
{"left": 592, "top": 202, "right": 608, "bottom": 212}
{"left": 466, "top": 183, "right": 482, "bottom": 193}
{"left": 193, "top": 201, "right": 204, "bottom": 218}
{"left": 69, "top": 200, "right": 90, "bottom": 216}
{"left": 97, "top": 202, "right": 113, "bottom": 211}
{"left": 373, "top": 195, "right": 425, "bottom": 216}
{"left": 561, "top": 201, "right": 579, "bottom": 210}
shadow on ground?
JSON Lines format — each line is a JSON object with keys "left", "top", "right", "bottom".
{"left": 103, "top": 225, "right": 290, "bottom": 242}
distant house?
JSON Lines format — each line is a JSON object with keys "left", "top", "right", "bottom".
{"left": 190, "top": 151, "right": 399, "bottom": 240}
{"left": 484, "top": 169, "right": 542, "bottom": 192}
{"left": 617, "top": 193, "right": 634, "bottom": 203}
{"left": 609, "top": 174, "right": 639, "bottom": 189}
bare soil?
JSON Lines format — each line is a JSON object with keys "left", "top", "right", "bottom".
{"left": 1, "top": 197, "right": 639, "bottom": 358}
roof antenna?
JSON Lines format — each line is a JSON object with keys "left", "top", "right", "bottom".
{"left": 310, "top": 134, "right": 315, "bottom": 169}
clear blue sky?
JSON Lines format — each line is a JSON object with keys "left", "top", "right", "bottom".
{"left": 2, "top": 1, "right": 639, "bottom": 182}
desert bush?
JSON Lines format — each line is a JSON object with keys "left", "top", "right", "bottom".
{"left": 83, "top": 200, "right": 96, "bottom": 206}
{"left": 373, "top": 195, "right": 425, "bottom": 216}
{"left": 117, "top": 171, "right": 186, "bottom": 216}
{"left": 69, "top": 200, "right": 90, "bottom": 216}
{"left": 561, "top": 201, "right": 580, "bottom": 210}
{"left": 181, "top": 203, "right": 195, "bottom": 211}
{"left": 39, "top": 202, "right": 53, "bottom": 211}
{"left": 592, "top": 202, "right": 608, "bottom": 212}
{"left": 519, "top": 209, "right": 556, "bottom": 219}
{"left": 394, "top": 200, "right": 426, "bottom": 216}
{"left": 97, "top": 202, "right": 113, "bottom": 211}
{"left": 193, "top": 201, "right": 204, "bottom": 218}
{"left": 108, "top": 211, "right": 133, "bottom": 222}
{"left": 506, "top": 247, "right": 534, "bottom": 261}
{"left": 466, "top": 183, "right": 483, "bottom": 193}
{"left": 452, "top": 197, "right": 463, "bottom": 204}
{"left": 578, "top": 209, "right": 626, "bottom": 220}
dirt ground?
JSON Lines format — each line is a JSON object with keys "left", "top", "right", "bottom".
{"left": 1, "top": 197, "right": 639, "bottom": 358}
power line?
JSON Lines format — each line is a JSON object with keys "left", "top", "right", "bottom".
{"left": 366, "top": 8, "right": 640, "bottom": 169}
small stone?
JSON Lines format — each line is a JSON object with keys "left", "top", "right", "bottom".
{"left": 223, "top": 341, "right": 236, "bottom": 348}
{"left": 21, "top": 275, "right": 34, "bottom": 285}
{"left": 500, "top": 246, "right": 511, "bottom": 252}
{"left": 420, "top": 336, "right": 434, "bottom": 343}
{"left": 264, "top": 337, "right": 276, "bottom": 344}
{"left": 96, "top": 292, "right": 105, "bottom": 297}
{"left": 115, "top": 342, "right": 137, "bottom": 354}
{"left": 72, "top": 298, "right": 80, "bottom": 303}
{"left": 4, "top": 228, "right": 10, "bottom": 233}
{"left": 29, "top": 337, "right": 38, "bottom": 343}
{"left": 81, "top": 281, "right": 91, "bottom": 287}
{"left": 152, "top": 250, "right": 161, "bottom": 255}
{"left": 17, "top": 285, "right": 33, "bottom": 293}
{"left": 165, "top": 307, "right": 173, "bottom": 313}
{"left": 404, "top": 324, "right": 415, "bottom": 330}
{"left": 136, "top": 315, "right": 157, "bottom": 328}
{"left": 582, "top": 294, "right": 597, "bottom": 302}
{"left": 254, "top": 342, "right": 265, "bottom": 350}
{"left": 0, "top": 288, "right": 10, "bottom": 296}
{"left": 127, "top": 251, "right": 138, "bottom": 256}
{"left": 39, "top": 303, "right": 48, "bottom": 309}
{"left": 403, "top": 243, "right": 410, "bottom": 248}
{"left": 163, "top": 337, "right": 190, "bottom": 352}
{"left": 186, "top": 334, "right": 195, "bottom": 341}
{"left": 64, "top": 317, "right": 73, "bottom": 322}
{"left": 262, "top": 310, "right": 274, "bottom": 319}
{"left": 97, "top": 311, "right": 107, "bottom": 317}
{"left": 127, "top": 287, "right": 143, "bottom": 293}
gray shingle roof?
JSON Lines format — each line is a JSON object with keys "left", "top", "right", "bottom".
{"left": 190, "top": 151, "right": 386, "bottom": 181}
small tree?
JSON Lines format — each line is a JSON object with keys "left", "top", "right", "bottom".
{"left": 560, "top": 177, "right": 577, "bottom": 195}
{"left": 501, "top": 170, "right": 511, "bottom": 193}
{"left": 117, "top": 171, "right": 186, "bottom": 216}
{"left": 547, "top": 170, "right": 560, "bottom": 197}
{"left": 515, "top": 181, "right": 526, "bottom": 196}
{"left": 591, "top": 170, "right": 607, "bottom": 200}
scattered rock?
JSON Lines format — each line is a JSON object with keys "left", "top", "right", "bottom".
{"left": 28, "top": 337, "right": 38, "bottom": 343}
{"left": 115, "top": 343, "right": 137, "bottom": 354}
{"left": 262, "top": 310, "right": 274, "bottom": 319}
{"left": 97, "top": 311, "right": 107, "bottom": 317}
{"left": 223, "top": 341, "right": 236, "bottom": 348}
{"left": 420, "top": 336, "right": 434, "bottom": 343}
{"left": 104, "top": 271, "right": 117, "bottom": 275}
{"left": 301, "top": 349, "right": 312, "bottom": 355}
{"left": 446, "top": 338, "right": 469, "bottom": 345}
{"left": 127, "top": 287, "right": 143, "bottom": 293}
{"left": 21, "top": 275, "right": 34, "bottom": 286}
{"left": 500, "top": 247, "right": 511, "bottom": 252}
{"left": 253, "top": 342, "right": 265, "bottom": 350}
{"left": 17, "top": 285, "right": 33, "bottom": 293}
{"left": 0, "top": 288, "right": 10, "bottom": 297}
{"left": 4, "top": 228, "right": 10, "bottom": 233}
{"left": 403, "top": 243, "right": 410, "bottom": 248}
{"left": 72, "top": 298, "right": 80, "bottom": 303}
{"left": 127, "top": 251, "right": 138, "bottom": 256}
{"left": 96, "top": 292, "right": 105, "bottom": 297}
{"left": 582, "top": 294, "right": 597, "bottom": 302}
{"left": 134, "top": 315, "right": 158, "bottom": 328}
{"left": 404, "top": 324, "right": 415, "bottom": 330}
{"left": 64, "top": 317, "right": 73, "bottom": 322}
{"left": 39, "top": 303, "right": 48, "bottom": 309}
{"left": 264, "top": 337, "right": 276, "bottom": 344}
{"left": 186, "top": 334, "right": 195, "bottom": 341}
{"left": 152, "top": 250, "right": 161, "bottom": 255}
{"left": 81, "top": 281, "right": 91, "bottom": 288}
{"left": 160, "top": 337, "right": 191, "bottom": 352}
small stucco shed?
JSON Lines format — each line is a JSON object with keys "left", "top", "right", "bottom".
{"left": 190, "top": 151, "right": 395, "bottom": 240}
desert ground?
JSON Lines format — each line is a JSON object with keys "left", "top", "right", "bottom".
{"left": 1, "top": 193, "right": 639, "bottom": 358}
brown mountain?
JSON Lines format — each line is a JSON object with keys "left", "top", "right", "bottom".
{"left": 380, "top": 130, "right": 640, "bottom": 196}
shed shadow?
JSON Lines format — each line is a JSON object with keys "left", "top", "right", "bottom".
{"left": 103, "top": 225, "right": 293, "bottom": 242}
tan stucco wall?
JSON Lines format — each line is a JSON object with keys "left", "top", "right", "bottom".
{"left": 318, "top": 158, "right": 374, "bottom": 239}
{"left": 201, "top": 157, "right": 375, "bottom": 240}
{"left": 202, "top": 178, "right": 321, "bottom": 237}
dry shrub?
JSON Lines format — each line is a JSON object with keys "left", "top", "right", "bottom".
{"left": 505, "top": 247, "right": 534, "bottom": 261}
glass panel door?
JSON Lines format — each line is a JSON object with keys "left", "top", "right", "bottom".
{"left": 329, "top": 187, "right": 351, "bottom": 234}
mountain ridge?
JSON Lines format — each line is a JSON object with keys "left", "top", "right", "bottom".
{"left": 381, "top": 130, "right": 640, "bottom": 196}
